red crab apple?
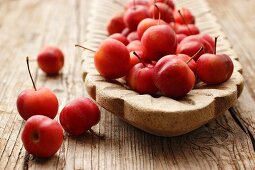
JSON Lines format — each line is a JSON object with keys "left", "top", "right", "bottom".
{"left": 37, "top": 46, "right": 64, "bottom": 75}
{"left": 121, "top": 27, "right": 132, "bottom": 37}
{"left": 169, "top": 47, "right": 203, "bottom": 73}
{"left": 153, "top": 55, "right": 195, "bottom": 98}
{"left": 17, "top": 57, "right": 58, "bottom": 120}
{"left": 126, "top": 40, "right": 150, "bottom": 62}
{"left": 174, "top": 24, "right": 200, "bottom": 36}
{"left": 21, "top": 115, "right": 63, "bottom": 158}
{"left": 76, "top": 38, "right": 130, "bottom": 79}
{"left": 176, "top": 34, "right": 214, "bottom": 61}
{"left": 178, "top": 54, "right": 197, "bottom": 73}
{"left": 129, "top": 50, "right": 142, "bottom": 70}
{"left": 141, "top": 24, "right": 177, "bottom": 61}
{"left": 174, "top": 8, "right": 195, "bottom": 25}
{"left": 127, "top": 40, "right": 144, "bottom": 52}
{"left": 149, "top": 0, "right": 175, "bottom": 10}
{"left": 149, "top": 2, "right": 174, "bottom": 23}
{"left": 127, "top": 52, "right": 158, "bottom": 94}
{"left": 123, "top": 5, "right": 150, "bottom": 31}
{"left": 107, "top": 12, "right": 126, "bottom": 35}
{"left": 137, "top": 18, "right": 166, "bottom": 39}
{"left": 95, "top": 39, "right": 130, "bottom": 79}
{"left": 109, "top": 33, "right": 129, "bottom": 45}
{"left": 197, "top": 37, "right": 234, "bottom": 84}
{"left": 176, "top": 34, "right": 187, "bottom": 43}
{"left": 201, "top": 34, "right": 215, "bottom": 48}
{"left": 59, "top": 97, "right": 101, "bottom": 136}
{"left": 127, "top": 31, "right": 139, "bottom": 42}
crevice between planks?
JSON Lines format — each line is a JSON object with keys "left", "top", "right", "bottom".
{"left": 229, "top": 107, "right": 255, "bottom": 151}
{"left": 23, "top": 152, "right": 29, "bottom": 170}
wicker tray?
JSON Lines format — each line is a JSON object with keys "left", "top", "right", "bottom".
{"left": 81, "top": 0, "right": 244, "bottom": 137}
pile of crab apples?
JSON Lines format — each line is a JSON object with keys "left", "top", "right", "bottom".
{"left": 17, "top": 49, "right": 102, "bottom": 158}
{"left": 88, "top": 0, "right": 234, "bottom": 98}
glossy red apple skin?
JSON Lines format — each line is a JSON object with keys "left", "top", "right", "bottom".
{"left": 17, "top": 87, "right": 58, "bottom": 120}
{"left": 94, "top": 38, "right": 130, "bottom": 79}
{"left": 126, "top": 40, "right": 150, "bottom": 62}
{"left": 137, "top": 18, "right": 166, "bottom": 39}
{"left": 129, "top": 51, "right": 142, "bottom": 70}
{"left": 178, "top": 54, "right": 197, "bottom": 73}
{"left": 176, "top": 35, "right": 214, "bottom": 61}
{"left": 21, "top": 115, "right": 63, "bottom": 158}
{"left": 148, "top": 2, "right": 174, "bottom": 23}
{"left": 196, "top": 54, "right": 234, "bottom": 84}
{"left": 174, "top": 8, "right": 195, "bottom": 25}
{"left": 153, "top": 55, "right": 195, "bottom": 98}
{"left": 121, "top": 27, "right": 132, "bottom": 37}
{"left": 107, "top": 13, "right": 126, "bottom": 35}
{"left": 127, "top": 63, "right": 158, "bottom": 94}
{"left": 37, "top": 46, "right": 64, "bottom": 75}
{"left": 141, "top": 25, "right": 177, "bottom": 61}
{"left": 127, "top": 40, "right": 143, "bottom": 52}
{"left": 174, "top": 24, "right": 200, "bottom": 36}
{"left": 109, "top": 33, "right": 129, "bottom": 45}
{"left": 201, "top": 34, "right": 215, "bottom": 50}
{"left": 123, "top": 5, "right": 150, "bottom": 31}
{"left": 176, "top": 34, "right": 187, "bottom": 43}
{"left": 59, "top": 97, "right": 100, "bottom": 136}
{"left": 176, "top": 40, "right": 205, "bottom": 61}
{"left": 127, "top": 31, "right": 139, "bottom": 42}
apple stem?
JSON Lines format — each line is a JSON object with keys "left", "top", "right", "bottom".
{"left": 75, "top": 44, "right": 96, "bottom": 53}
{"left": 133, "top": 0, "right": 136, "bottom": 9}
{"left": 178, "top": 9, "right": 192, "bottom": 35}
{"left": 26, "top": 57, "right": 37, "bottom": 91}
{"left": 186, "top": 46, "right": 204, "bottom": 64}
{"left": 154, "top": 4, "right": 161, "bottom": 25}
{"left": 214, "top": 36, "right": 219, "bottom": 54}
{"left": 133, "top": 51, "right": 146, "bottom": 67}
{"left": 153, "top": 0, "right": 156, "bottom": 19}
{"left": 89, "top": 129, "right": 105, "bottom": 139}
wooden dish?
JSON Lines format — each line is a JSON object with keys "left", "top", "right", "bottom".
{"left": 81, "top": 0, "right": 244, "bottom": 137}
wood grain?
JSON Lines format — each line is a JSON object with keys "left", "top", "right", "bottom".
{"left": 207, "top": 0, "right": 255, "bottom": 139}
{"left": 0, "top": 0, "right": 254, "bottom": 169}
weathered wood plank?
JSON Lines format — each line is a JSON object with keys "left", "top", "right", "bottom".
{"left": 207, "top": 0, "right": 255, "bottom": 137}
{"left": 0, "top": 0, "right": 59, "bottom": 169}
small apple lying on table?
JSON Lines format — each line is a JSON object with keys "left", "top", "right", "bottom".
{"left": 21, "top": 115, "right": 63, "bottom": 158}
{"left": 17, "top": 57, "right": 58, "bottom": 120}
{"left": 37, "top": 46, "right": 64, "bottom": 76}
{"left": 59, "top": 97, "right": 101, "bottom": 136}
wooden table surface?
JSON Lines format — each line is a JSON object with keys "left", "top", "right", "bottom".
{"left": 0, "top": 0, "right": 255, "bottom": 169}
